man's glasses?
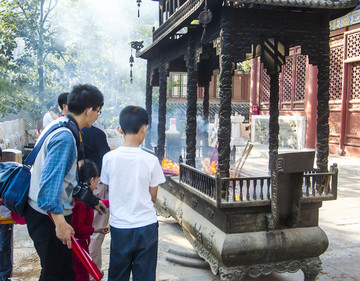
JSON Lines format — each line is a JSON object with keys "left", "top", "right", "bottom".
{"left": 93, "top": 108, "right": 102, "bottom": 115}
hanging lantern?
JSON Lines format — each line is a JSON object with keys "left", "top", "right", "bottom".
{"left": 129, "top": 53, "right": 134, "bottom": 83}
{"left": 199, "top": 0, "right": 212, "bottom": 41}
{"left": 128, "top": 41, "right": 144, "bottom": 83}
{"left": 137, "top": 0, "right": 142, "bottom": 17}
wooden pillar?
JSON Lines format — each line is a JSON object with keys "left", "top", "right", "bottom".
{"left": 339, "top": 35, "right": 349, "bottom": 156}
{"left": 169, "top": 0, "right": 173, "bottom": 16}
{"left": 186, "top": 32, "right": 198, "bottom": 167}
{"left": 305, "top": 63, "right": 318, "bottom": 149}
{"left": 145, "top": 62, "right": 153, "bottom": 149}
{"left": 249, "top": 57, "right": 259, "bottom": 139}
{"left": 218, "top": 8, "right": 233, "bottom": 177}
{"left": 250, "top": 57, "right": 259, "bottom": 112}
{"left": 157, "top": 64, "right": 168, "bottom": 161}
{"left": 159, "top": 5, "right": 163, "bottom": 26}
{"left": 316, "top": 19, "right": 330, "bottom": 172}
{"left": 198, "top": 60, "right": 213, "bottom": 158}
{"left": 268, "top": 72, "right": 280, "bottom": 169}
{"left": 202, "top": 79, "right": 211, "bottom": 156}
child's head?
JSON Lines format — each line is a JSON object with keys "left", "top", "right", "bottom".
{"left": 119, "top": 106, "right": 148, "bottom": 135}
{"left": 79, "top": 159, "right": 99, "bottom": 191}
{"left": 49, "top": 107, "right": 60, "bottom": 119}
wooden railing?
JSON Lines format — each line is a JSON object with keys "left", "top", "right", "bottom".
{"left": 153, "top": 0, "right": 204, "bottom": 42}
{"left": 178, "top": 163, "right": 338, "bottom": 208}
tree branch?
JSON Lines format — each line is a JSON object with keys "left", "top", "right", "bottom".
{"left": 42, "top": 0, "right": 58, "bottom": 27}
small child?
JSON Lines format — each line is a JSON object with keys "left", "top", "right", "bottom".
{"left": 72, "top": 160, "right": 109, "bottom": 281}
{"left": 101, "top": 105, "right": 166, "bottom": 281}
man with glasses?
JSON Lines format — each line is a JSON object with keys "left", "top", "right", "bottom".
{"left": 25, "top": 84, "right": 106, "bottom": 281}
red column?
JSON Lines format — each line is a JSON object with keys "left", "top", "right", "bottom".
{"left": 304, "top": 63, "right": 318, "bottom": 148}
{"left": 249, "top": 58, "right": 259, "bottom": 139}
{"left": 250, "top": 58, "right": 258, "bottom": 111}
{"left": 339, "top": 35, "right": 349, "bottom": 156}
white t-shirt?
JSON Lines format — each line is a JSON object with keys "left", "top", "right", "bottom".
{"left": 101, "top": 146, "right": 166, "bottom": 229}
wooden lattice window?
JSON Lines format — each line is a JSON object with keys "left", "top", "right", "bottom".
{"left": 347, "top": 32, "right": 360, "bottom": 59}
{"left": 170, "top": 73, "right": 187, "bottom": 98}
{"left": 350, "top": 62, "right": 360, "bottom": 100}
{"left": 279, "top": 47, "right": 306, "bottom": 110}
{"left": 282, "top": 56, "right": 293, "bottom": 102}
{"left": 260, "top": 47, "right": 306, "bottom": 111}
{"left": 329, "top": 45, "right": 344, "bottom": 100}
{"left": 295, "top": 55, "right": 307, "bottom": 101}
{"left": 261, "top": 69, "right": 270, "bottom": 103}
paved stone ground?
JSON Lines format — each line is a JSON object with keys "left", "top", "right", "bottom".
{"left": 10, "top": 144, "right": 360, "bottom": 280}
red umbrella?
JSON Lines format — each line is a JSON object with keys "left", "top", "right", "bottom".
{"left": 71, "top": 234, "right": 103, "bottom": 281}
{"left": 47, "top": 213, "right": 103, "bottom": 281}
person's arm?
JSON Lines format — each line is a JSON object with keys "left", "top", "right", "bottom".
{"left": 37, "top": 131, "right": 76, "bottom": 214}
{"left": 101, "top": 199, "right": 109, "bottom": 208}
{"left": 38, "top": 131, "right": 77, "bottom": 247}
{"left": 149, "top": 186, "right": 158, "bottom": 203}
{"left": 149, "top": 158, "right": 166, "bottom": 203}
{"left": 72, "top": 202, "right": 94, "bottom": 238}
{"left": 50, "top": 213, "right": 74, "bottom": 249}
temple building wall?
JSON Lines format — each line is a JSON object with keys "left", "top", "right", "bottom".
{"left": 250, "top": 7, "right": 360, "bottom": 157}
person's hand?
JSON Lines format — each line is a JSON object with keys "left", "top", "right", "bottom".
{"left": 51, "top": 214, "right": 74, "bottom": 249}
{"left": 95, "top": 227, "right": 109, "bottom": 234}
{"left": 94, "top": 200, "right": 107, "bottom": 215}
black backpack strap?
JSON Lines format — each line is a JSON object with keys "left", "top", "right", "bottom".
{"left": 66, "top": 114, "right": 86, "bottom": 161}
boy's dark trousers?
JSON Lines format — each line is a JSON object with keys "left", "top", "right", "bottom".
{"left": 108, "top": 222, "right": 158, "bottom": 281}
{"left": 0, "top": 223, "right": 13, "bottom": 280}
{"left": 24, "top": 204, "right": 76, "bottom": 281}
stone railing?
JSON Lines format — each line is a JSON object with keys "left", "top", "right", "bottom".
{"left": 301, "top": 165, "right": 338, "bottom": 202}
{"left": 0, "top": 119, "right": 28, "bottom": 151}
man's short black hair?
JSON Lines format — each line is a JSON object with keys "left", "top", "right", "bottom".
{"left": 119, "top": 106, "right": 148, "bottom": 134}
{"left": 58, "top": 92, "right": 69, "bottom": 110}
{"left": 67, "top": 84, "right": 104, "bottom": 115}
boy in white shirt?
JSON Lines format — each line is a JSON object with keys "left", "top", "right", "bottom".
{"left": 101, "top": 105, "right": 165, "bottom": 281}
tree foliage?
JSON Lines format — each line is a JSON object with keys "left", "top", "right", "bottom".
{"left": 0, "top": 0, "right": 65, "bottom": 122}
{"left": 0, "top": 0, "right": 157, "bottom": 128}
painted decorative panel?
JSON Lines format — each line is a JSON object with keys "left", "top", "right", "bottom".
{"left": 329, "top": 111, "right": 342, "bottom": 135}
{"left": 251, "top": 115, "right": 306, "bottom": 149}
{"left": 347, "top": 112, "right": 360, "bottom": 135}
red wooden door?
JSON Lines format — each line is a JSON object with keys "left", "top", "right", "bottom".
{"left": 342, "top": 30, "right": 360, "bottom": 157}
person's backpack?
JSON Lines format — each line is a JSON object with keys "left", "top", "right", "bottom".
{"left": 0, "top": 123, "right": 67, "bottom": 216}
